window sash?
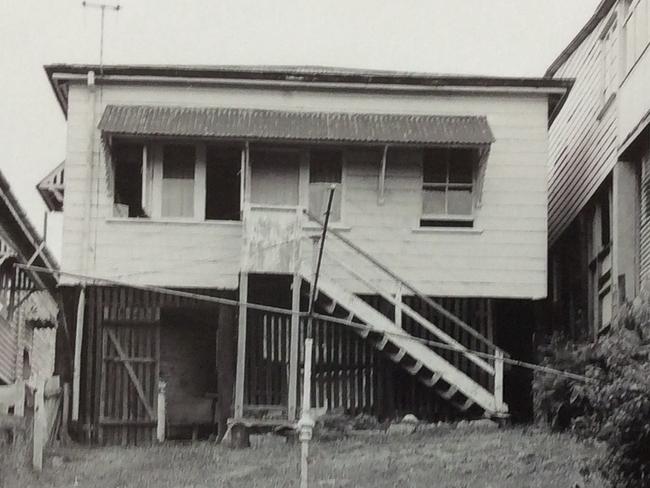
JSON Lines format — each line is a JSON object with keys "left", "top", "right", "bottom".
{"left": 161, "top": 145, "right": 196, "bottom": 218}
{"left": 422, "top": 152, "right": 474, "bottom": 219}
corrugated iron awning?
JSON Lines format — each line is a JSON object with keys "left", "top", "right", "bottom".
{"left": 98, "top": 105, "right": 494, "bottom": 146}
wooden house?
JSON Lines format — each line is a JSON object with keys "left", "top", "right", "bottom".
{"left": 40, "top": 64, "right": 570, "bottom": 444}
{"left": 0, "top": 170, "right": 58, "bottom": 385}
{"left": 547, "top": 0, "right": 650, "bottom": 338}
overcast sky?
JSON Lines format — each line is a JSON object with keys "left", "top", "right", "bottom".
{"left": 0, "top": 0, "right": 600, "bottom": 261}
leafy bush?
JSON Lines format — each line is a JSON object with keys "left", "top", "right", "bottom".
{"left": 534, "top": 291, "right": 650, "bottom": 487}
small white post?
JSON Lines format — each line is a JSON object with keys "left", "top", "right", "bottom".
{"left": 157, "top": 380, "right": 166, "bottom": 443}
{"left": 494, "top": 348, "right": 504, "bottom": 412}
{"left": 14, "top": 380, "right": 25, "bottom": 417}
{"left": 33, "top": 378, "right": 46, "bottom": 472}
{"left": 298, "top": 338, "right": 314, "bottom": 488}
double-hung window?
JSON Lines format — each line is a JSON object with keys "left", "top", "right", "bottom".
{"left": 161, "top": 144, "right": 196, "bottom": 218}
{"left": 309, "top": 149, "right": 342, "bottom": 222}
{"left": 421, "top": 148, "right": 475, "bottom": 227}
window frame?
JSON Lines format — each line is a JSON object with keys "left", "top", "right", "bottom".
{"left": 600, "top": 13, "right": 619, "bottom": 107}
{"left": 420, "top": 147, "right": 476, "bottom": 227}
{"left": 160, "top": 143, "right": 199, "bottom": 219}
{"left": 307, "top": 148, "right": 344, "bottom": 223}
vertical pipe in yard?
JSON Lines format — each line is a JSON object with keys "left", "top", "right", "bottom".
{"left": 300, "top": 185, "right": 335, "bottom": 488}
{"left": 299, "top": 338, "right": 314, "bottom": 488}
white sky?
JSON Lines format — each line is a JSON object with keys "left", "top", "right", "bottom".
{"left": 0, "top": 0, "right": 600, "bottom": 261}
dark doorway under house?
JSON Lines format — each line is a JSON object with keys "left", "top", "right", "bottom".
{"left": 160, "top": 307, "right": 219, "bottom": 440}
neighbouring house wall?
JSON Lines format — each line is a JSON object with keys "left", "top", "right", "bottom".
{"left": 619, "top": 0, "right": 650, "bottom": 145}
{"left": 613, "top": 159, "right": 640, "bottom": 303}
{"left": 0, "top": 315, "right": 17, "bottom": 383}
{"left": 0, "top": 286, "right": 57, "bottom": 384}
{"left": 548, "top": 2, "right": 620, "bottom": 247}
{"left": 62, "top": 82, "right": 550, "bottom": 299}
{"left": 640, "top": 147, "right": 650, "bottom": 285}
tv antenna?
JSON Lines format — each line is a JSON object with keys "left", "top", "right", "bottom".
{"left": 82, "top": 1, "right": 121, "bottom": 75}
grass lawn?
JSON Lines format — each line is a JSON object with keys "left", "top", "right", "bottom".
{"left": 1, "top": 424, "right": 606, "bottom": 488}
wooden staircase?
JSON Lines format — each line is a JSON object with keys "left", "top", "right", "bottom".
{"left": 298, "top": 217, "right": 508, "bottom": 417}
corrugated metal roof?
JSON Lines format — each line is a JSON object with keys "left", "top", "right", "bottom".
{"left": 98, "top": 105, "right": 494, "bottom": 146}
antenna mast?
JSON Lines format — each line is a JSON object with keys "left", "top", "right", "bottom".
{"left": 82, "top": 1, "right": 121, "bottom": 75}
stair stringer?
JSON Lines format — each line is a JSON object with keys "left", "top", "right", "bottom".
{"left": 302, "top": 271, "right": 506, "bottom": 416}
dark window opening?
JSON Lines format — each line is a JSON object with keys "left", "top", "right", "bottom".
{"left": 309, "top": 149, "right": 342, "bottom": 221}
{"left": 113, "top": 141, "right": 146, "bottom": 218}
{"left": 599, "top": 190, "right": 611, "bottom": 247}
{"left": 420, "top": 219, "right": 474, "bottom": 228}
{"left": 206, "top": 146, "right": 241, "bottom": 221}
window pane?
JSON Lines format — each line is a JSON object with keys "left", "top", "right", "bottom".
{"left": 448, "top": 188, "right": 473, "bottom": 215}
{"left": 449, "top": 150, "right": 474, "bottom": 183}
{"left": 162, "top": 179, "right": 194, "bottom": 217}
{"left": 163, "top": 145, "right": 195, "bottom": 179}
{"left": 309, "top": 182, "right": 341, "bottom": 221}
{"left": 250, "top": 150, "right": 300, "bottom": 206}
{"left": 205, "top": 146, "right": 241, "bottom": 221}
{"left": 423, "top": 148, "right": 448, "bottom": 183}
{"left": 113, "top": 141, "right": 145, "bottom": 217}
{"left": 422, "top": 187, "right": 446, "bottom": 215}
{"left": 162, "top": 144, "right": 195, "bottom": 217}
{"left": 310, "top": 150, "right": 342, "bottom": 183}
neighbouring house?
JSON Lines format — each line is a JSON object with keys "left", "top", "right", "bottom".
{"left": 41, "top": 63, "right": 571, "bottom": 444}
{"left": 547, "top": 0, "right": 650, "bottom": 339}
{"left": 0, "top": 170, "right": 59, "bottom": 385}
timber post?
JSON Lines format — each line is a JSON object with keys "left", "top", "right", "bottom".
{"left": 288, "top": 206, "right": 302, "bottom": 422}
{"left": 494, "top": 348, "right": 505, "bottom": 413}
{"left": 32, "top": 378, "right": 46, "bottom": 472}
{"left": 234, "top": 272, "right": 248, "bottom": 421}
{"left": 156, "top": 380, "right": 166, "bottom": 442}
{"left": 72, "top": 286, "right": 86, "bottom": 422}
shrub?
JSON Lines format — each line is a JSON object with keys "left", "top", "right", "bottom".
{"left": 534, "top": 290, "right": 650, "bottom": 486}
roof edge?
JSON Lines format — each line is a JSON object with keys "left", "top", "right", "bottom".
{"left": 45, "top": 63, "right": 574, "bottom": 116}
{"left": 0, "top": 170, "right": 59, "bottom": 276}
{"left": 545, "top": 0, "right": 617, "bottom": 78}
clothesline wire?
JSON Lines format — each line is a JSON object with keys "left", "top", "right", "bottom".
{"left": 18, "top": 263, "right": 595, "bottom": 385}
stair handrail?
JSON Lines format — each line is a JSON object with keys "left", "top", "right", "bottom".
{"left": 303, "top": 209, "right": 506, "bottom": 358}
{"left": 319, "top": 249, "right": 495, "bottom": 374}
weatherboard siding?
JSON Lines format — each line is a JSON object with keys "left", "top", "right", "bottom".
{"left": 61, "top": 83, "right": 549, "bottom": 298}
{"left": 0, "top": 316, "right": 16, "bottom": 383}
{"left": 548, "top": 3, "right": 620, "bottom": 246}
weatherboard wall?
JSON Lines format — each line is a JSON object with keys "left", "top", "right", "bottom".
{"left": 61, "top": 82, "right": 550, "bottom": 298}
{"left": 548, "top": 2, "right": 620, "bottom": 247}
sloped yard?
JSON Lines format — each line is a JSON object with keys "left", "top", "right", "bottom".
{"left": 2, "top": 424, "right": 606, "bottom": 488}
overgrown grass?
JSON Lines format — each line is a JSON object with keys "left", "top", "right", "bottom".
{"left": 1, "top": 425, "right": 605, "bottom": 488}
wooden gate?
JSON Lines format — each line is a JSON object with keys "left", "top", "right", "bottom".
{"left": 99, "top": 322, "right": 159, "bottom": 445}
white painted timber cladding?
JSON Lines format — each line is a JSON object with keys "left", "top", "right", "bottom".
{"left": 641, "top": 151, "right": 650, "bottom": 285}
{"left": 61, "top": 83, "right": 550, "bottom": 298}
{"left": 619, "top": 38, "right": 650, "bottom": 143}
{"left": 548, "top": 4, "right": 620, "bottom": 246}
{"left": 0, "top": 315, "right": 17, "bottom": 383}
